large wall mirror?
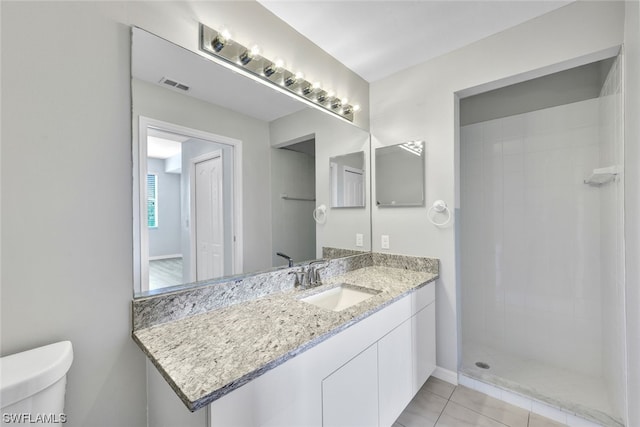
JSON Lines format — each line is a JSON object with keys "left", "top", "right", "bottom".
{"left": 132, "top": 28, "right": 371, "bottom": 297}
{"left": 375, "top": 141, "right": 425, "bottom": 207}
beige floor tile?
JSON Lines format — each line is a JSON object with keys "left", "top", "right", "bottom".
{"left": 422, "top": 376, "right": 456, "bottom": 400}
{"left": 528, "top": 412, "right": 568, "bottom": 427}
{"left": 396, "top": 389, "right": 448, "bottom": 427}
{"left": 436, "top": 401, "right": 509, "bottom": 427}
{"left": 392, "top": 422, "right": 406, "bottom": 427}
{"left": 450, "top": 386, "right": 529, "bottom": 427}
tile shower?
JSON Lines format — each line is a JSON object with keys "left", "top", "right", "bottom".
{"left": 459, "top": 57, "right": 625, "bottom": 427}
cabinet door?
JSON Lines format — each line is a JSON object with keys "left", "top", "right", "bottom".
{"left": 322, "top": 344, "right": 378, "bottom": 427}
{"left": 412, "top": 302, "right": 436, "bottom": 393}
{"left": 378, "top": 319, "right": 413, "bottom": 427}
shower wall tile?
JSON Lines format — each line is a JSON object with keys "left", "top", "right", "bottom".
{"left": 461, "top": 98, "right": 604, "bottom": 376}
{"left": 500, "top": 115, "right": 525, "bottom": 141}
{"left": 598, "top": 55, "right": 625, "bottom": 420}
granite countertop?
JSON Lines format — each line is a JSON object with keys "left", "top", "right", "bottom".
{"left": 132, "top": 265, "right": 437, "bottom": 411}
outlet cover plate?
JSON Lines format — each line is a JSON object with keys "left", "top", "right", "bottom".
{"left": 381, "top": 235, "right": 390, "bottom": 250}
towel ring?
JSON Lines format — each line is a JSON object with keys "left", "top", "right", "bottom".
{"left": 313, "top": 204, "right": 327, "bottom": 224}
{"left": 427, "top": 200, "right": 452, "bottom": 227}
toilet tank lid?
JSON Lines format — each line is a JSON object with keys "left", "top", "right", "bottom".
{"left": 0, "top": 341, "right": 73, "bottom": 407}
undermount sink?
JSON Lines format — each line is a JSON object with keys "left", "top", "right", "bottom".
{"left": 300, "top": 284, "right": 380, "bottom": 312}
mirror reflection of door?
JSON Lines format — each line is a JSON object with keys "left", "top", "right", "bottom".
{"left": 192, "top": 152, "right": 224, "bottom": 281}
{"left": 336, "top": 166, "right": 364, "bottom": 207}
{"left": 343, "top": 167, "right": 364, "bottom": 206}
{"left": 329, "top": 151, "right": 366, "bottom": 208}
{"left": 145, "top": 124, "right": 236, "bottom": 291}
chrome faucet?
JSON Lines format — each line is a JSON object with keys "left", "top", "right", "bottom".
{"left": 306, "top": 260, "right": 328, "bottom": 287}
{"left": 288, "top": 260, "right": 328, "bottom": 288}
{"left": 277, "top": 252, "right": 294, "bottom": 268}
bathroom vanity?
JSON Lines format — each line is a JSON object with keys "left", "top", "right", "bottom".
{"left": 130, "top": 26, "right": 440, "bottom": 427}
{"left": 132, "top": 252, "right": 438, "bottom": 426}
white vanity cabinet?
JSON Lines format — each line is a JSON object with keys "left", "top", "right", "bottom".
{"left": 412, "top": 303, "right": 437, "bottom": 393}
{"left": 208, "top": 283, "right": 436, "bottom": 427}
{"left": 322, "top": 344, "right": 379, "bottom": 427}
{"left": 378, "top": 318, "right": 414, "bottom": 427}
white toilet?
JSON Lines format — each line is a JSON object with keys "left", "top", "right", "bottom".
{"left": 1, "top": 341, "right": 73, "bottom": 426}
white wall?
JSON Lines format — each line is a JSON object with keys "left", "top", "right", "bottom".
{"left": 1, "top": 2, "right": 367, "bottom": 426}
{"left": 623, "top": 1, "right": 640, "bottom": 425}
{"left": 370, "top": 0, "right": 625, "bottom": 374}
{"left": 460, "top": 99, "right": 603, "bottom": 376}
{"left": 1, "top": 2, "right": 147, "bottom": 426}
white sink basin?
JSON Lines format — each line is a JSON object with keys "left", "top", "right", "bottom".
{"left": 300, "top": 284, "right": 380, "bottom": 312}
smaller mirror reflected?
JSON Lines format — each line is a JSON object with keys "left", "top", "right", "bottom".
{"left": 375, "top": 141, "right": 425, "bottom": 207}
{"left": 330, "top": 151, "right": 366, "bottom": 208}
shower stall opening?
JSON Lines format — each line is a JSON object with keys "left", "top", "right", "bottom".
{"left": 459, "top": 55, "right": 625, "bottom": 427}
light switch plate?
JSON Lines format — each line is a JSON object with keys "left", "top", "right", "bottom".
{"left": 381, "top": 235, "right": 390, "bottom": 250}
{"left": 356, "top": 233, "right": 364, "bottom": 247}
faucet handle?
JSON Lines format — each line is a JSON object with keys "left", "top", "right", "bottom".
{"left": 277, "top": 252, "right": 294, "bottom": 268}
{"left": 308, "top": 260, "right": 328, "bottom": 286}
{"left": 288, "top": 270, "right": 305, "bottom": 288}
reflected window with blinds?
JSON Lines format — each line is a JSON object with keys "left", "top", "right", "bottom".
{"left": 147, "top": 173, "right": 158, "bottom": 228}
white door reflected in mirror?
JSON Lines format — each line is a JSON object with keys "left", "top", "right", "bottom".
{"left": 330, "top": 151, "right": 366, "bottom": 208}
{"left": 137, "top": 117, "right": 241, "bottom": 293}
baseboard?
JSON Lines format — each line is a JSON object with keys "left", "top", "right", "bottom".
{"left": 149, "top": 254, "right": 183, "bottom": 261}
{"left": 432, "top": 366, "right": 458, "bottom": 385}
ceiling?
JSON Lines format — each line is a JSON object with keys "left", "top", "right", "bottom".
{"left": 258, "top": 0, "right": 574, "bottom": 82}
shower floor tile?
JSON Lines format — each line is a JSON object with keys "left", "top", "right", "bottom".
{"left": 461, "top": 343, "right": 622, "bottom": 426}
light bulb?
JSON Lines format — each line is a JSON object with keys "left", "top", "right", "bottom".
{"left": 211, "top": 28, "right": 232, "bottom": 52}
{"left": 265, "top": 58, "right": 285, "bottom": 77}
{"left": 316, "top": 91, "right": 328, "bottom": 103}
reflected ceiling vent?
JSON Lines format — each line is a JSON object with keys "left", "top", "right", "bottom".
{"left": 159, "top": 77, "right": 190, "bottom": 92}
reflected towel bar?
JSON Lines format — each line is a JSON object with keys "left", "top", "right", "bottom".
{"left": 281, "top": 194, "right": 316, "bottom": 202}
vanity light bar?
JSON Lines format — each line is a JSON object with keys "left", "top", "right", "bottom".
{"left": 199, "top": 23, "right": 357, "bottom": 122}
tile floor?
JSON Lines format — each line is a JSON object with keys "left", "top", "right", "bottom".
{"left": 394, "top": 377, "right": 568, "bottom": 427}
